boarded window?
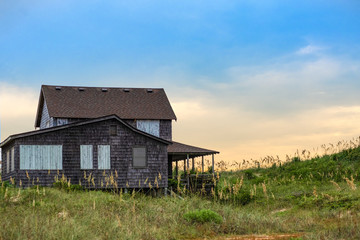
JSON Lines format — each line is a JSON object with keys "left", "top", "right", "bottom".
{"left": 80, "top": 145, "right": 93, "bottom": 169}
{"left": 133, "top": 147, "right": 146, "bottom": 168}
{"left": 20, "top": 145, "right": 62, "bottom": 170}
{"left": 98, "top": 145, "right": 110, "bottom": 169}
{"left": 136, "top": 120, "right": 160, "bottom": 137}
{"left": 11, "top": 147, "right": 15, "bottom": 172}
{"left": 109, "top": 125, "right": 117, "bottom": 136}
{"left": 6, "top": 151, "right": 10, "bottom": 173}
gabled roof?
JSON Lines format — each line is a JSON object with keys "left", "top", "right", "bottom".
{"left": 2, "top": 115, "right": 171, "bottom": 148}
{"left": 35, "top": 85, "right": 177, "bottom": 127}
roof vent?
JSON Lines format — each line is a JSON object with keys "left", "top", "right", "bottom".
{"left": 147, "top": 89, "right": 153, "bottom": 93}
{"left": 101, "top": 88, "right": 108, "bottom": 92}
{"left": 55, "top": 86, "right": 62, "bottom": 90}
{"left": 78, "top": 87, "right": 85, "bottom": 92}
{"left": 123, "top": 88, "right": 130, "bottom": 92}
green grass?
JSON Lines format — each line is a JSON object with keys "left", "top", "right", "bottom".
{"left": 1, "top": 146, "right": 360, "bottom": 239}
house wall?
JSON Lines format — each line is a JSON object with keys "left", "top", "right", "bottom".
{"left": 40, "top": 101, "right": 53, "bottom": 129}
{"left": 2, "top": 119, "right": 168, "bottom": 189}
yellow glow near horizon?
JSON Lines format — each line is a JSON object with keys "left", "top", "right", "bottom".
{"left": 1, "top": 83, "right": 360, "bottom": 167}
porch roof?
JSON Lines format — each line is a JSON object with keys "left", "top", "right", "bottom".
{"left": 168, "top": 141, "right": 219, "bottom": 161}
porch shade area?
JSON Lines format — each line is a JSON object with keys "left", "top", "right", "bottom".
{"left": 167, "top": 141, "right": 219, "bottom": 177}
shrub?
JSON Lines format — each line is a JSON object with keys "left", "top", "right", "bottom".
{"left": 184, "top": 209, "right": 223, "bottom": 224}
{"left": 234, "top": 191, "right": 252, "bottom": 205}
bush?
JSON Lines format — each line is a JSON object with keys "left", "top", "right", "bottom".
{"left": 234, "top": 191, "right": 252, "bottom": 205}
{"left": 184, "top": 209, "right": 223, "bottom": 224}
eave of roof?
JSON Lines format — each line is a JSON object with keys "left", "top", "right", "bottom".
{"left": 2, "top": 115, "right": 172, "bottom": 148}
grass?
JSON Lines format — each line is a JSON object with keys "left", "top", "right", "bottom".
{"left": 1, "top": 141, "right": 360, "bottom": 239}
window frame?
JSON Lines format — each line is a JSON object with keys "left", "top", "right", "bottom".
{"left": 132, "top": 146, "right": 147, "bottom": 168}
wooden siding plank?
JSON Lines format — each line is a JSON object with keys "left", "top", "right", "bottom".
{"left": 98, "top": 145, "right": 110, "bottom": 169}
{"left": 80, "top": 145, "right": 93, "bottom": 169}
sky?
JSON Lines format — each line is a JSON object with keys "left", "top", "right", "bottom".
{"left": 1, "top": 0, "right": 360, "bottom": 166}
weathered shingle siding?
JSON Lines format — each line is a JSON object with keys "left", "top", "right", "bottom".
{"left": 1, "top": 143, "right": 16, "bottom": 183}
{"left": 160, "top": 120, "right": 172, "bottom": 141}
{"left": 2, "top": 119, "right": 168, "bottom": 188}
{"left": 40, "top": 101, "right": 52, "bottom": 129}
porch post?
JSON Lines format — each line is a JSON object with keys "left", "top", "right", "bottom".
{"left": 183, "top": 159, "right": 186, "bottom": 173}
{"left": 187, "top": 154, "right": 190, "bottom": 189}
{"left": 186, "top": 154, "right": 190, "bottom": 170}
{"left": 175, "top": 160, "right": 178, "bottom": 178}
{"left": 212, "top": 154, "right": 215, "bottom": 176}
{"left": 201, "top": 156, "right": 204, "bottom": 173}
{"left": 192, "top": 157, "right": 195, "bottom": 171}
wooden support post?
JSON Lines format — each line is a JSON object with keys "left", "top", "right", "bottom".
{"left": 201, "top": 156, "right": 204, "bottom": 173}
{"left": 175, "top": 160, "right": 178, "bottom": 178}
{"left": 186, "top": 154, "right": 189, "bottom": 170}
{"left": 186, "top": 154, "right": 190, "bottom": 189}
{"left": 183, "top": 159, "right": 186, "bottom": 173}
{"left": 212, "top": 154, "right": 215, "bottom": 176}
{"left": 192, "top": 157, "right": 195, "bottom": 172}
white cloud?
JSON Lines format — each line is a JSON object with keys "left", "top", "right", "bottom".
{"left": 0, "top": 82, "right": 38, "bottom": 141}
{"left": 296, "top": 44, "right": 323, "bottom": 55}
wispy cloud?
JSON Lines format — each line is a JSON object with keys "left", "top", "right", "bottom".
{"left": 296, "top": 44, "right": 323, "bottom": 55}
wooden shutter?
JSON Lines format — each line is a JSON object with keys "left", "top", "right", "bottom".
{"left": 80, "top": 145, "right": 93, "bottom": 169}
{"left": 98, "top": 145, "right": 110, "bottom": 169}
{"left": 20, "top": 145, "right": 62, "bottom": 170}
{"left": 136, "top": 120, "right": 160, "bottom": 137}
{"left": 133, "top": 147, "right": 146, "bottom": 167}
{"left": 6, "top": 150, "right": 10, "bottom": 173}
{"left": 11, "top": 147, "right": 15, "bottom": 172}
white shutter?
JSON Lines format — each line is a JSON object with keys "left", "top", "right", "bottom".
{"left": 6, "top": 150, "right": 10, "bottom": 173}
{"left": 80, "top": 145, "right": 93, "bottom": 169}
{"left": 20, "top": 145, "right": 62, "bottom": 170}
{"left": 98, "top": 145, "right": 110, "bottom": 169}
{"left": 11, "top": 147, "right": 15, "bottom": 171}
{"left": 136, "top": 120, "right": 160, "bottom": 137}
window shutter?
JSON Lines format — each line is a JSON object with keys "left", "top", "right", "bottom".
{"left": 136, "top": 120, "right": 160, "bottom": 137}
{"left": 20, "top": 145, "right": 62, "bottom": 170}
{"left": 80, "top": 145, "right": 93, "bottom": 169}
{"left": 6, "top": 151, "right": 10, "bottom": 173}
{"left": 133, "top": 147, "right": 146, "bottom": 167}
{"left": 11, "top": 147, "right": 15, "bottom": 171}
{"left": 98, "top": 145, "right": 110, "bottom": 169}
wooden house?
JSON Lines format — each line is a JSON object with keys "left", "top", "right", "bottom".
{"left": 1, "top": 85, "right": 218, "bottom": 189}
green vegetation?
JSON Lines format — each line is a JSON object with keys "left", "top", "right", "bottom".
{"left": 184, "top": 209, "right": 222, "bottom": 224}
{"left": 1, "top": 144, "right": 360, "bottom": 239}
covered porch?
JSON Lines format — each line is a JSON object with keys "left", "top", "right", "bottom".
{"left": 167, "top": 141, "right": 220, "bottom": 179}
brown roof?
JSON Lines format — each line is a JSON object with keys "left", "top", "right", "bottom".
{"left": 35, "top": 85, "right": 177, "bottom": 127}
{"left": 168, "top": 141, "right": 219, "bottom": 161}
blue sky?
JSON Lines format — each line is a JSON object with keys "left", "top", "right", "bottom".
{"left": 1, "top": 0, "right": 360, "bottom": 164}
